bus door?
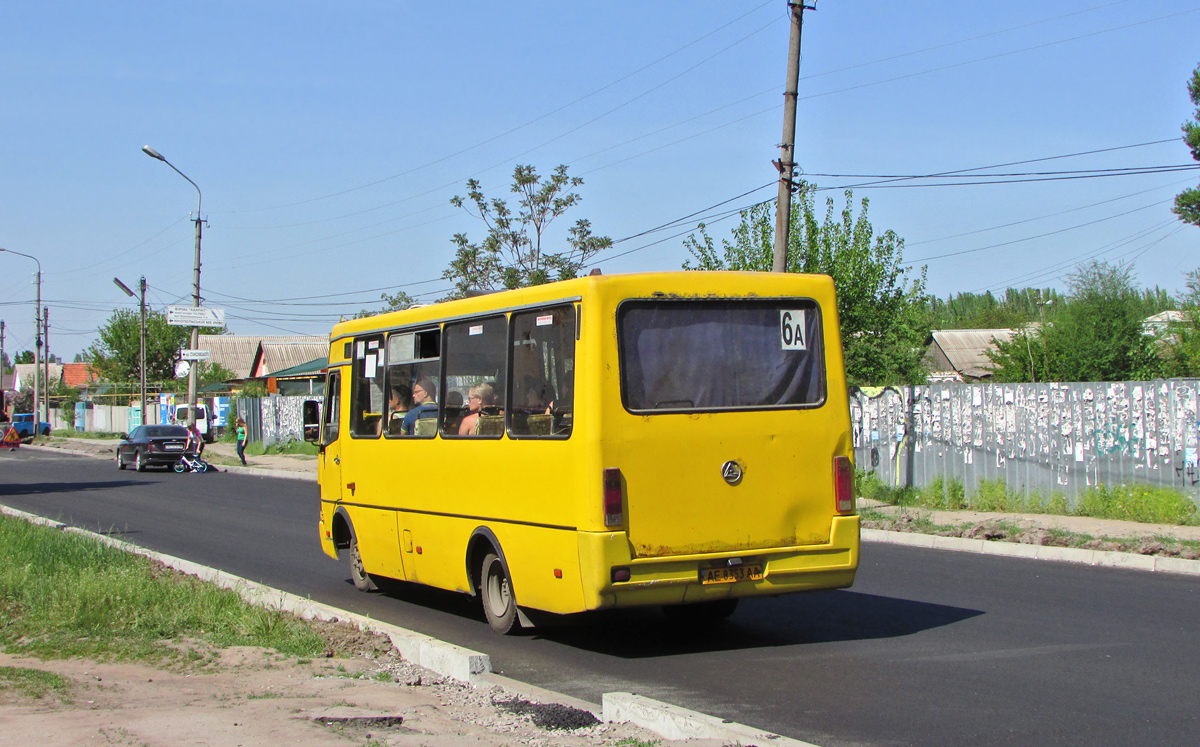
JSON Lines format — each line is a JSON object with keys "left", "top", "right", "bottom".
{"left": 319, "top": 370, "right": 343, "bottom": 504}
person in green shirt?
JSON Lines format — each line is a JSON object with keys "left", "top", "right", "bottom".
{"left": 235, "top": 417, "right": 247, "bottom": 466}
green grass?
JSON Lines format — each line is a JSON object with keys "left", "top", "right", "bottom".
{"left": 248, "top": 439, "right": 318, "bottom": 457}
{"left": 50, "top": 429, "right": 122, "bottom": 440}
{"left": 858, "top": 471, "right": 1199, "bottom": 526}
{"left": 0, "top": 515, "right": 325, "bottom": 664}
{"left": 0, "top": 665, "right": 73, "bottom": 701}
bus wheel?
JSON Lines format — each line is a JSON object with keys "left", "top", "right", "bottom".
{"left": 349, "top": 537, "right": 377, "bottom": 592}
{"left": 480, "top": 552, "right": 517, "bottom": 634}
{"left": 662, "top": 598, "right": 739, "bottom": 626}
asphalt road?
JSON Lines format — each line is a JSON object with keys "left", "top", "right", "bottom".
{"left": 3, "top": 447, "right": 1198, "bottom": 747}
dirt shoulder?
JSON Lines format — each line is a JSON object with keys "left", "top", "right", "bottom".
{"left": 0, "top": 641, "right": 671, "bottom": 747}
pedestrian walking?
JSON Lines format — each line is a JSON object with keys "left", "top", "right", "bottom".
{"left": 235, "top": 416, "right": 247, "bottom": 466}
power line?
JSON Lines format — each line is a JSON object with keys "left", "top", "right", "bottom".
{"left": 909, "top": 199, "right": 1171, "bottom": 263}
{"left": 225, "top": 1, "right": 777, "bottom": 215}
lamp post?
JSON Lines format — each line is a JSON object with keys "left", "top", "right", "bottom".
{"left": 142, "top": 145, "right": 203, "bottom": 427}
{"left": 114, "top": 276, "right": 147, "bottom": 427}
{"left": 0, "top": 248, "right": 44, "bottom": 426}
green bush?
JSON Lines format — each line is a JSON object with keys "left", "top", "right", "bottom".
{"left": 1074, "top": 484, "right": 1199, "bottom": 525}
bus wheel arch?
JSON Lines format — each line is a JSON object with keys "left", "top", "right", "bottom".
{"left": 466, "top": 528, "right": 520, "bottom": 634}
{"left": 331, "top": 507, "right": 354, "bottom": 557}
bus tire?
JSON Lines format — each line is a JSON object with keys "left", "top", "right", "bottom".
{"left": 662, "top": 598, "right": 739, "bottom": 626}
{"left": 349, "top": 536, "right": 377, "bottom": 592}
{"left": 480, "top": 552, "right": 517, "bottom": 634}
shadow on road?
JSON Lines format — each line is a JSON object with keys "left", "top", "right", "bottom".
{"left": 528, "top": 590, "right": 985, "bottom": 657}
{"left": 0, "top": 480, "right": 152, "bottom": 496}
{"left": 360, "top": 578, "right": 984, "bottom": 657}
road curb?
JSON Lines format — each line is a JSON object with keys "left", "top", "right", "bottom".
{"left": 603, "top": 692, "right": 821, "bottom": 746}
{"left": 217, "top": 463, "right": 317, "bottom": 481}
{"left": 0, "top": 500, "right": 828, "bottom": 746}
{"left": 862, "top": 527, "right": 1200, "bottom": 576}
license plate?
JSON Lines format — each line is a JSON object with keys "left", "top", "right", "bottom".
{"left": 699, "top": 562, "right": 763, "bottom": 584}
{"left": 164, "top": 444, "right": 183, "bottom": 451}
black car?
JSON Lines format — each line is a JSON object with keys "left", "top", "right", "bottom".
{"left": 116, "top": 425, "right": 191, "bottom": 472}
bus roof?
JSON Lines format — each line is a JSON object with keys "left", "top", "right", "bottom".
{"left": 329, "top": 271, "right": 837, "bottom": 342}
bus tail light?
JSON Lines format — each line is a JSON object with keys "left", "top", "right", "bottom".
{"left": 603, "top": 468, "right": 623, "bottom": 527}
{"left": 834, "top": 456, "right": 854, "bottom": 514}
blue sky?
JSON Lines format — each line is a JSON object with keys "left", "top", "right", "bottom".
{"left": 1, "top": 1, "right": 1198, "bottom": 360}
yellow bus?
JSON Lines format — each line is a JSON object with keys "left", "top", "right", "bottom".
{"left": 304, "top": 271, "right": 859, "bottom": 633}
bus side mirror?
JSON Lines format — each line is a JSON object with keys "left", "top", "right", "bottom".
{"left": 302, "top": 401, "right": 321, "bottom": 444}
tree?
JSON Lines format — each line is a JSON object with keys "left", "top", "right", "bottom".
{"left": 1174, "top": 62, "right": 1200, "bottom": 227}
{"left": 683, "top": 185, "right": 932, "bottom": 386}
{"left": 444, "top": 165, "right": 612, "bottom": 298}
{"left": 85, "top": 308, "right": 224, "bottom": 384}
{"left": 352, "top": 288, "right": 415, "bottom": 319}
{"left": 1162, "top": 268, "right": 1200, "bottom": 376}
{"left": 14, "top": 350, "right": 34, "bottom": 364}
{"left": 988, "top": 261, "right": 1161, "bottom": 382}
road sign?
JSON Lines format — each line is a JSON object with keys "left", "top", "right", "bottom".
{"left": 180, "top": 349, "right": 211, "bottom": 361}
{"left": 1, "top": 426, "right": 20, "bottom": 449}
{"left": 167, "top": 306, "right": 225, "bottom": 326}
{"left": 174, "top": 361, "right": 191, "bottom": 378}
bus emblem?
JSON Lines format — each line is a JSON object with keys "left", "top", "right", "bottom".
{"left": 721, "top": 460, "right": 743, "bottom": 485}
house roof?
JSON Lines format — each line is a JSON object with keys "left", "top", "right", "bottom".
{"left": 253, "top": 342, "right": 329, "bottom": 377}
{"left": 926, "top": 329, "right": 1016, "bottom": 379}
{"left": 12, "top": 363, "right": 64, "bottom": 389}
{"left": 261, "top": 355, "right": 328, "bottom": 379}
{"left": 198, "top": 335, "right": 325, "bottom": 379}
{"left": 61, "top": 362, "right": 98, "bottom": 388}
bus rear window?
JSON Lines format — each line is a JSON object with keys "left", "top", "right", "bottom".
{"left": 617, "top": 300, "right": 825, "bottom": 412}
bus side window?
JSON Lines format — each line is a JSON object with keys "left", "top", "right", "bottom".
{"left": 350, "top": 335, "right": 385, "bottom": 437}
{"left": 387, "top": 328, "right": 441, "bottom": 438}
{"left": 442, "top": 315, "right": 507, "bottom": 438}
{"left": 509, "top": 306, "right": 575, "bottom": 438}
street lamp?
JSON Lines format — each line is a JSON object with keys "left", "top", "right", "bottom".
{"left": 114, "top": 276, "right": 147, "bottom": 427}
{"left": 0, "top": 247, "right": 44, "bottom": 426}
{"left": 142, "top": 145, "right": 203, "bottom": 427}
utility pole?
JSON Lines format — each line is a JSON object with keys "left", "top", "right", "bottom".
{"left": 139, "top": 277, "right": 147, "bottom": 425}
{"left": 1, "top": 320, "right": 5, "bottom": 418}
{"left": 43, "top": 306, "right": 50, "bottom": 426}
{"left": 34, "top": 275, "right": 42, "bottom": 425}
{"left": 772, "top": 1, "right": 814, "bottom": 272}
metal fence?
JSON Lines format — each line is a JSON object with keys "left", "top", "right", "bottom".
{"left": 851, "top": 379, "right": 1200, "bottom": 506}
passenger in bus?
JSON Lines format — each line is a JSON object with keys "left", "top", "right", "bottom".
{"left": 442, "top": 390, "right": 465, "bottom": 433}
{"left": 385, "top": 384, "right": 412, "bottom": 435}
{"left": 458, "top": 382, "right": 497, "bottom": 435}
{"left": 519, "top": 374, "right": 556, "bottom": 413}
{"left": 401, "top": 379, "right": 438, "bottom": 435}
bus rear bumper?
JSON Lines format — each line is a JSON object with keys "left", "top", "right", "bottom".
{"left": 579, "top": 514, "right": 860, "bottom": 611}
